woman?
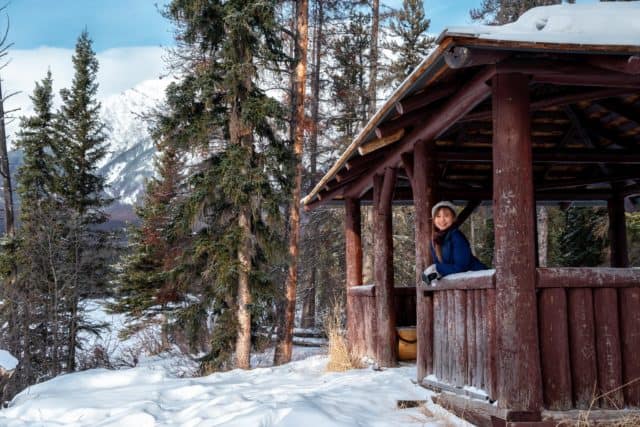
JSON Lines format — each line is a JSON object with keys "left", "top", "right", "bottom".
{"left": 422, "top": 201, "right": 487, "bottom": 283}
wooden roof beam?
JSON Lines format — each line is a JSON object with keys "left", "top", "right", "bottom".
{"left": 588, "top": 55, "right": 640, "bottom": 75}
{"left": 443, "top": 46, "right": 510, "bottom": 69}
{"left": 537, "top": 172, "right": 639, "bottom": 191}
{"left": 343, "top": 66, "right": 496, "bottom": 200}
{"left": 358, "top": 129, "right": 404, "bottom": 155}
{"left": 434, "top": 148, "right": 640, "bottom": 164}
{"left": 394, "top": 83, "right": 458, "bottom": 115}
{"left": 497, "top": 59, "right": 640, "bottom": 88}
{"left": 461, "top": 88, "right": 633, "bottom": 123}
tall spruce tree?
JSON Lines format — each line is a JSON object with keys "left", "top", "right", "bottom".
{"left": 559, "top": 206, "right": 608, "bottom": 267}
{"left": 382, "top": 0, "right": 435, "bottom": 88}
{"left": 111, "top": 136, "right": 184, "bottom": 323}
{"left": 0, "top": 70, "right": 80, "bottom": 401}
{"left": 161, "top": 0, "right": 291, "bottom": 371}
{"left": 53, "top": 30, "right": 112, "bottom": 371}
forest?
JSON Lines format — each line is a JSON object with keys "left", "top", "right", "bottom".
{"left": 0, "top": 0, "right": 638, "bottom": 405}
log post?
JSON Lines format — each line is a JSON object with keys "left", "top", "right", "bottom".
{"left": 412, "top": 139, "right": 436, "bottom": 381}
{"left": 373, "top": 168, "right": 398, "bottom": 367}
{"left": 610, "top": 193, "right": 640, "bottom": 406}
{"left": 492, "top": 72, "right": 543, "bottom": 412}
{"left": 345, "top": 198, "right": 364, "bottom": 356}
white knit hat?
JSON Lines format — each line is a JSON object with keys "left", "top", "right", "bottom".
{"left": 431, "top": 201, "right": 457, "bottom": 218}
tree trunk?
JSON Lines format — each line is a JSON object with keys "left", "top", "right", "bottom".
{"left": 367, "top": 0, "right": 379, "bottom": 120}
{"left": 274, "top": 0, "right": 308, "bottom": 366}
{"left": 537, "top": 206, "right": 549, "bottom": 267}
{"left": 0, "top": 79, "right": 14, "bottom": 237}
{"left": 236, "top": 208, "right": 252, "bottom": 369}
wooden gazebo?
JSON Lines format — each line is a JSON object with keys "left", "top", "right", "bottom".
{"left": 302, "top": 4, "right": 640, "bottom": 426}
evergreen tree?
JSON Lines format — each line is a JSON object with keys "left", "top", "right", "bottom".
{"left": 159, "top": 0, "right": 292, "bottom": 371}
{"left": 0, "top": 71, "right": 79, "bottom": 401}
{"left": 111, "top": 138, "right": 184, "bottom": 321}
{"left": 16, "top": 71, "right": 56, "bottom": 210}
{"left": 328, "top": 9, "right": 371, "bottom": 146}
{"left": 55, "top": 30, "right": 110, "bottom": 220}
{"left": 559, "top": 206, "right": 608, "bottom": 267}
{"left": 53, "top": 30, "right": 113, "bottom": 371}
{"left": 382, "top": 0, "right": 435, "bottom": 88}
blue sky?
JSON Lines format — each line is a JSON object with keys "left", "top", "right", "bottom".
{"left": 6, "top": 1, "right": 598, "bottom": 51}
{"left": 7, "top": 0, "right": 173, "bottom": 51}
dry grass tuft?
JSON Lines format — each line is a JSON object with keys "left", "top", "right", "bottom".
{"left": 324, "top": 299, "right": 364, "bottom": 372}
{"left": 556, "top": 377, "right": 640, "bottom": 427}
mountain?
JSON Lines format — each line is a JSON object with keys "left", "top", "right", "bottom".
{"left": 6, "top": 78, "right": 169, "bottom": 229}
{"left": 99, "top": 79, "right": 169, "bottom": 222}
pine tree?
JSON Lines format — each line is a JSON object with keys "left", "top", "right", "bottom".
{"left": 328, "top": 9, "right": 371, "bottom": 146}
{"left": 55, "top": 30, "right": 110, "bottom": 220}
{"left": 382, "top": 0, "right": 435, "bottom": 88}
{"left": 111, "top": 138, "right": 184, "bottom": 321}
{"left": 160, "top": 0, "right": 292, "bottom": 371}
{"left": 559, "top": 206, "right": 608, "bottom": 267}
{"left": 53, "top": 30, "right": 112, "bottom": 371}
{"left": 0, "top": 71, "right": 70, "bottom": 401}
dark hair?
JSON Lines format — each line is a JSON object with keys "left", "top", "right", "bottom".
{"left": 431, "top": 206, "right": 457, "bottom": 263}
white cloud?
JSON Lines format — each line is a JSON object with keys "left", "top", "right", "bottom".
{"left": 2, "top": 45, "right": 168, "bottom": 143}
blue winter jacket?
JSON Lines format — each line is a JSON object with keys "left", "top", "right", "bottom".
{"left": 430, "top": 228, "right": 487, "bottom": 277}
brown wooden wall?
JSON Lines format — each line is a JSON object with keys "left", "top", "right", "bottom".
{"left": 421, "top": 268, "right": 640, "bottom": 410}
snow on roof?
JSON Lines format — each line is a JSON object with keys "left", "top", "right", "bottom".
{"left": 441, "top": 3, "right": 640, "bottom": 46}
{"left": 0, "top": 349, "right": 18, "bottom": 371}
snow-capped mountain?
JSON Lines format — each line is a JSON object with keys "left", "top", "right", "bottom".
{"left": 99, "top": 78, "right": 169, "bottom": 208}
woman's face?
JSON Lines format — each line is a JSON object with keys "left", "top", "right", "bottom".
{"left": 434, "top": 207, "right": 455, "bottom": 231}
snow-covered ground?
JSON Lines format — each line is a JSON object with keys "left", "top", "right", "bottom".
{"left": 0, "top": 300, "right": 469, "bottom": 426}
{"left": 0, "top": 354, "right": 470, "bottom": 426}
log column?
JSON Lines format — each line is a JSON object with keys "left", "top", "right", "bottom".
{"left": 374, "top": 168, "right": 398, "bottom": 367}
{"left": 610, "top": 194, "right": 640, "bottom": 407}
{"left": 412, "top": 140, "right": 436, "bottom": 381}
{"left": 345, "top": 197, "right": 364, "bottom": 356}
{"left": 492, "top": 72, "right": 543, "bottom": 412}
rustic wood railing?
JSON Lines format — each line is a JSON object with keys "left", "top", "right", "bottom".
{"left": 347, "top": 285, "right": 416, "bottom": 359}
{"left": 423, "top": 272, "right": 498, "bottom": 400}
{"left": 419, "top": 267, "right": 640, "bottom": 410}
{"left": 535, "top": 268, "right": 640, "bottom": 410}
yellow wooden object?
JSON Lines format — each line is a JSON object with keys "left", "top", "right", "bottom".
{"left": 397, "top": 326, "right": 417, "bottom": 361}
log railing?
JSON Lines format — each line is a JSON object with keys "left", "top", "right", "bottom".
{"left": 347, "top": 285, "right": 417, "bottom": 360}
{"left": 419, "top": 268, "right": 640, "bottom": 409}
{"left": 535, "top": 268, "right": 640, "bottom": 410}
{"left": 423, "top": 272, "right": 498, "bottom": 400}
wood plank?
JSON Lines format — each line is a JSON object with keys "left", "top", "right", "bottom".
{"left": 492, "top": 72, "right": 543, "bottom": 411}
{"left": 467, "top": 290, "right": 476, "bottom": 387}
{"left": 454, "top": 290, "right": 467, "bottom": 387}
{"left": 476, "top": 289, "right": 485, "bottom": 390}
{"left": 433, "top": 291, "right": 442, "bottom": 381}
{"left": 619, "top": 287, "right": 640, "bottom": 407}
{"left": 486, "top": 288, "right": 498, "bottom": 400}
{"left": 373, "top": 170, "right": 397, "bottom": 367}
{"left": 538, "top": 288, "right": 573, "bottom": 410}
{"left": 593, "top": 288, "right": 624, "bottom": 408}
{"left": 536, "top": 268, "right": 640, "bottom": 289}
{"left": 446, "top": 291, "right": 457, "bottom": 384}
{"left": 567, "top": 288, "right": 599, "bottom": 410}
